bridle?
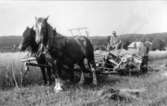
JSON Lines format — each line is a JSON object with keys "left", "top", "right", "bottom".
{"left": 35, "top": 23, "right": 55, "bottom": 58}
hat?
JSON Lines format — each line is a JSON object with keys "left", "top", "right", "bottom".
{"left": 112, "top": 31, "right": 116, "bottom": 34}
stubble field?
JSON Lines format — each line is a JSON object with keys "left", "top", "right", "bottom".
{"left": 0, "top": 51, "right": 167, "bottom": 106}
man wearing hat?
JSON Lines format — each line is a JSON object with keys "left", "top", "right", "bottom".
{"left": 107, "top": 31, "right": 121, "bottom": 51}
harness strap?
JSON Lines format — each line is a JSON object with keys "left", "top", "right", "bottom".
{"left": 47, "top": 26, "right": 55, "bottom": 50}
{"left": 74, "top": 37, "right": 86, "bottom": 56}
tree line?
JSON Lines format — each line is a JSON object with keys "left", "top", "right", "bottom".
{"left": 0, "top": 33, "right": 167, "bottom": 52}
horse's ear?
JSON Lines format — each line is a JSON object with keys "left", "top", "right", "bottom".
{"left": 26, "top": 26, "right": 30, "bottom": 29}
{"left": 30, "top": 25, "right": 33, "bottom": 29}
{"left": 45, "top": 16, "right": 49, "bottom": 21}
{"left": 54, "top": 28, "right": 57, "bottom": 35}
{"left": 35, "top": 16, "right": 38, "bottom": 22}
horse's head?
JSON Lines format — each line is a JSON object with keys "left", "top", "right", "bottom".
{"left": 18, "top": 27, "right": 37, "bottom": 52}
{"left": 34, "top": 16, "right": 49, "bottom": 45}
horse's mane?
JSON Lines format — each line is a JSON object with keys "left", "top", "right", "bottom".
{"left": 46, "top": 23, "right": 66, "bottom": 40}
{"left": 26, "top": 27, "right": 39, "bottom": 54}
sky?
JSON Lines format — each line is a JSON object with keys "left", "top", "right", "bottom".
{"left": 0, "top": 0, "right": 167, "bottom": 36}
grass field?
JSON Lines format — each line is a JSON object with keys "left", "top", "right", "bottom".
{"left": 0, "top": 51, "right": 167, "bottom": 105}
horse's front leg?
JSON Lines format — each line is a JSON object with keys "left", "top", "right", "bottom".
{"left": 40, "top": 67, "right": 47, "bottom": 85}
{"left": 67, "top": 64, "right": 75, "bottom": 83}
{"left": 46, "top": 66, "right": 52, "bottom": 85}
{"left": 37, "top": 58, "right": 47, "bottom": 85}
{"left": 53, "top": 61, "right": 63, "bottom": 93}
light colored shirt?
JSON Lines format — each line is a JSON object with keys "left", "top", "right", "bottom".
{"left": 137, "top": 42, "right": 148, "bottom": 57}
{"left": 107, "top": 35, "right": 120, "bottom": 51}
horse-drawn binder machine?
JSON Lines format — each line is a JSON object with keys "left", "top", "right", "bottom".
{"left": 95, "top": 50, "right": 148, "bottom": 75}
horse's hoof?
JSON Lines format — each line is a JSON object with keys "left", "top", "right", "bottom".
{"left": 54, "top": 79, "right": 63, "bottom": 93}
{"left": 54, "top": 86, "right": 63, "bottom": 93}
{"left": 93, "top": 81, "right": 97, "bottom": 86}
{"left": 78, "top": 81, "right": 84, "bottom": 85}
{"left": 79, "top": 76, "right": 84, "bottom": 85}
{"left": 54, "top": 89, "right": 62, "bottom": 93}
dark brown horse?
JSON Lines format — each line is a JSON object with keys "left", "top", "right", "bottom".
{"left": 34, "top": 17, "right": 97, "bottom": 91}
{"left": 18, "top": 27, "right": 53, "bottom": 85}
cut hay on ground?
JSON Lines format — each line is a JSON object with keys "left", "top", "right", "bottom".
{"left": 0, "top": 52, "right": 42, "bottom": 88}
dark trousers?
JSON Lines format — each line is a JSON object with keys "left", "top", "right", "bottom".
{"left": 140, "top": 55, "right": 148, "bottom": 72}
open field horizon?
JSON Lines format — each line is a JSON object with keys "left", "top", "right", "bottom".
{"left": 1, "top": 31, "right": 167, "bottom": 52}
